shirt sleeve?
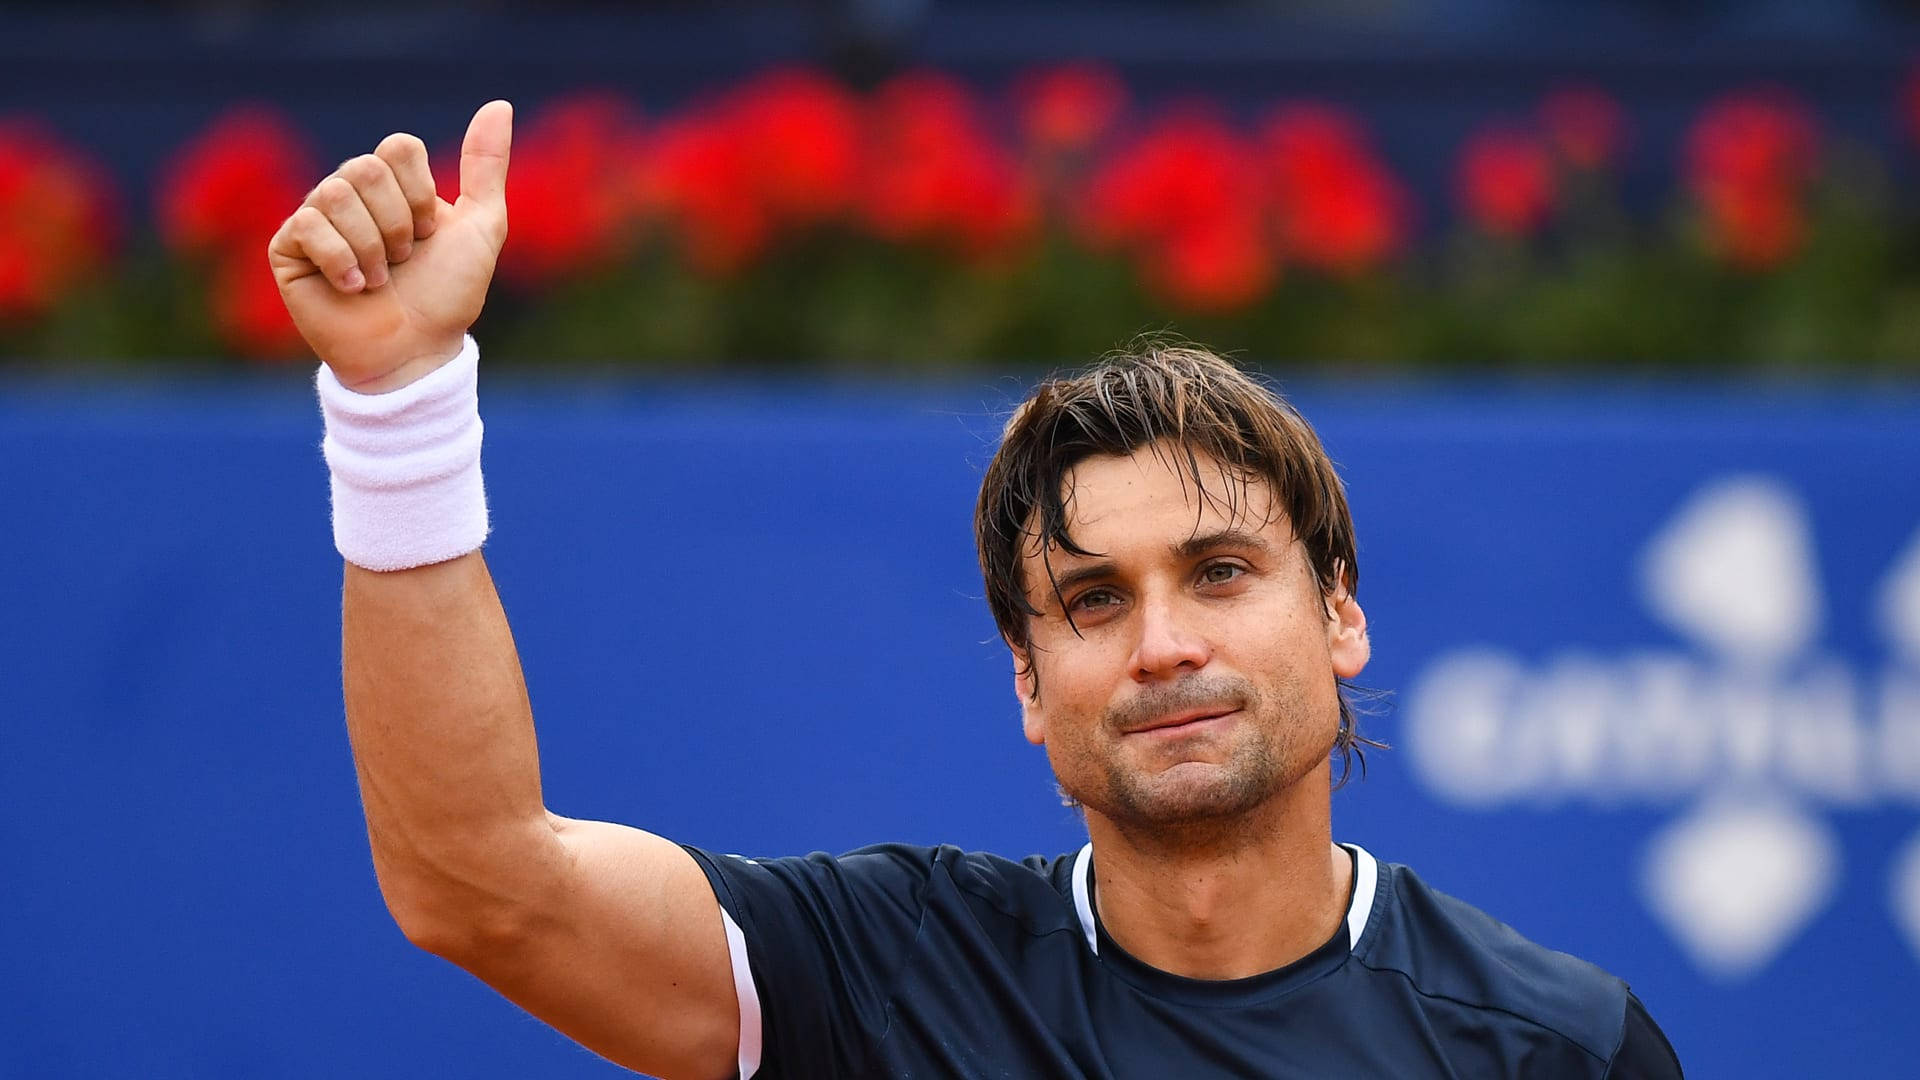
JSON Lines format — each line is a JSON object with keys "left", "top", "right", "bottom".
{"left": 1604, "top": 991, "right": 1684, "bottom": 1079}
{"left": 682, "top": 843, "right": 934, "bottom": 1080}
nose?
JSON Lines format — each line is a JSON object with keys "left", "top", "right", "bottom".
{"left": 1129, "top": 592, "right": 1212, "bottom": 682}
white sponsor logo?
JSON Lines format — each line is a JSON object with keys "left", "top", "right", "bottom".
{"left": 1891, "top": 830, "right": 1920, "bottom": 966}
{"left": 1882, "top": 529, "right": 1920, "bottom": 668}
{"left": 1406, "top": 476, "right": 1920, "bottom": 978}
{"left": 1639, "top": 798, "right": 1837, "bottom": 979}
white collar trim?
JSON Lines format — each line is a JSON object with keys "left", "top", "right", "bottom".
{"left": 1071, "top": 841, "right": 1099, "bottom": 953}
{"left": 1344, "top": 843, "right": 1379, "bottom": 950}
{"left": 1070, "top": 842, "right": 1378, "bottom": 955}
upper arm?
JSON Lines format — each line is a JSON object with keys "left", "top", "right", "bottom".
{"left": 443, "top": 815, "right": 745, "bottom": 1080}
{"left": 688, "top": 843, "right": 935, "bottom": 1078}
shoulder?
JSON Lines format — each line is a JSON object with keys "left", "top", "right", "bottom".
{"left": 894, "top": 844, "right": 1085, "bottom": 938}
{"left": 687, "top": 841, "right": 1077, "bottom": 920}
{"left": 804, "top": 842, "right": 1087, "bottom": 945}
{"left": 1354, "top": 857, "right": 1631, "bottom": 1067}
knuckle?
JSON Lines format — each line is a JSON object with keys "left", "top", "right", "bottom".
{"left": 313, "top": 175, "right": 356, "bottom": 208}
{"left": 304, "top": 239, "right": 342, "bottom": 270}
{"left": 287, "top": 206, "right": 326, "bottom": 241}
{"left": 312, "top": 234, "right": 350, "bottom": 266}
{"left": 377, "top": 131, "right": 426, "bottom": 163}
{"left": 340, "top": 154, "right": 386, "bottom": 186}
{"left": 294, "top": 213, "right": 344, "bottom": 254}
{"left": 322, "top": 238, "right": 356, "bottom": 269}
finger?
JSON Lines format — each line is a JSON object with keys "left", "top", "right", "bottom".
{"left": 375, "top": 132, "right": 439, "bottom": 241}
{"left": 272, "top": 205, "right": 363, "bottom": 291}
{"left": 458, "top": 99, "right": 513, "bottom": 212}
{"left": 339, "top": 153, "right": 417, "bottom": 266}
{"left": 309, "top": 175, "right": 389, "bottom": 289}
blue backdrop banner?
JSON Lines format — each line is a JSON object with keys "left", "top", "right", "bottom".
{"left": 4, "top": 375, "right": 1917, "bottom": 1078}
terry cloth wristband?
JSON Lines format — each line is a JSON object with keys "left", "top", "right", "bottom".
{"left": 316, "top": 335, "right": 489, "bottom": 571}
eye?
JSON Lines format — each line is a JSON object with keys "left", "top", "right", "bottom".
{"left": 1069, "top": 587, "right": 1121, "bottom": 614}
{"left": 1199, "top": 561, "right": 1246, "bottom": 586}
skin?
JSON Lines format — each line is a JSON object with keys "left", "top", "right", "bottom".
{"left": 271, "top": 103, "right": 741, "bottom": 1080}
{"left": 271, "top": 99, "right": 1367, "bottom": 1078}
{"left": 1014, "top": 445, "right": 1371, "bottom": 980}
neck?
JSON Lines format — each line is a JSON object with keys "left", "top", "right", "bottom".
{"left": 1084, "top": 761, "right": 1352, "bottom": 981}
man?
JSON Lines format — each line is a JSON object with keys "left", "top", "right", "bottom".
{"left": 272, "top": 101, "right": 1683, "bottom": 1078}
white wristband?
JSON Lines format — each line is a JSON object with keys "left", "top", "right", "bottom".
{"left": 316, "top": 335, "right": 490, "bottom": 571}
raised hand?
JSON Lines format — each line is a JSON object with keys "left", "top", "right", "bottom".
{"left": 269, "top": 100, "right": 512, "bottom": 393}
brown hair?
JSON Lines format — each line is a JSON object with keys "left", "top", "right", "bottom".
{"left": 973, "top": 338, "right": 1381, "bottom": 783}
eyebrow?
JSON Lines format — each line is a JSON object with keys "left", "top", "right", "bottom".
{"left": 1045, "top": 527, "right": 1278, "bottom": 603}
{"left": 1174, "top": 527, "right": 1277, "bottom": 561}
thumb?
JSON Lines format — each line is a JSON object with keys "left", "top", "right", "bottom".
{"left": 458, "top": 99, "right": 513, "bottom": 211}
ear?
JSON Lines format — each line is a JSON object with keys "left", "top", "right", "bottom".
{"left": 1326, "top": 579, "right": 1370, "bottom": 680}
{"left": 1012, "top": 647, "right": 1046, "bottom": 746}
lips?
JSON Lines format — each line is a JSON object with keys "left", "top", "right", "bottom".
{"left": 1126, "top": 707, "right": 1238, "bottom": 736}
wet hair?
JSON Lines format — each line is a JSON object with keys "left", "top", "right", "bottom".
{"left": 973, "top": 337, "right": 1383, "bottom": 784}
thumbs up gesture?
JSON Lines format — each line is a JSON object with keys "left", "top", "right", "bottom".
{"left": 269, "top": 101, "right": 512, "bottom": 393}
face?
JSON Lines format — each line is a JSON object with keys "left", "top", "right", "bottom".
{"left": 1013, "top": 441, "right": 1370, "bottom": 832}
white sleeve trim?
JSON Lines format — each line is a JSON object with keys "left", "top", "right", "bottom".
{"left": 719, "top": 908, "right": 763, "bottom": 1079}
{"left": 1344, "top": 843, "right": 1380, "bottom": 950}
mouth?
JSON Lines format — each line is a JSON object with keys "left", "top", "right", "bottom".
{"left": 1125, "top": 707, "right": 1240, "bottom": 737}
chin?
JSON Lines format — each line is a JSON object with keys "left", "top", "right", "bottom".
{"left": 1098, "top": 760, "right": 1276, "bottom": 828}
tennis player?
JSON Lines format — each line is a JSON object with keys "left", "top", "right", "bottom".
{"left": 272, "top": 101, "right": 1683, "bottom": 1078}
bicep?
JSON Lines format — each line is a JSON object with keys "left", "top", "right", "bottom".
{"left": 451, "top": 816, "right": 745, "bottom": 1080}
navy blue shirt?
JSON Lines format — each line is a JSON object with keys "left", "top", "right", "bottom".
{"left": 686, "top": 842, "right": 1681, "bottom": 1079}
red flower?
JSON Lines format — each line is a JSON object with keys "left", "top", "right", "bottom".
{"left": 1903, "top": 62, "right": 1920, "bottom": 147}
{"left": 1260, "top": 106, "right": 1406, "bottom": 274}
{"left": 1684, "top": 90, "right": 1819, "bottom": 270}
{"left": 210, "top": 249, "right": 302, "bottom": 359}
{"left": 646, "top": 70, "right": 861, "bottom": 275}
{"left": 863, "top": 72, "right": 1038, "bottom": 261}
{"left": 157, "top": 107, "right": 320, "bottom": 359}
{"left": 1539, "top": 87, "right": 1627, "bottom": 171}
{"left": 1014, "top": 63, "right": 1127, "bottom": 154}
{"left": 729, "top": 68, "right": 863, "bottom": 224}
{"left": 1455, "top": 126, "right": 1558, "bottom": 237}
{"left": 499, "top": 94, "right": 647, "bottom": 287}
{"left": 1082, "top": 108, "right": 1273, "bottom": 311}
{"left": 158, "top": 107, "right": 314, "bottom": 261}
{"left": 0, "top": 120, "right": 116, "bottom": 321}
{"left": 1155, "top": 221, "right": 1272, "bottom": 316}
{"left": 648, "top": 107, "right": 771, "bottom": 275}
{"left": 1081, "top": 108, "right": 1257, "bottom": 247}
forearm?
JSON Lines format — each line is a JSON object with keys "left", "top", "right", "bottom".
{"left": 342, "top": 552, "right": 560, "bottom": 943}
{"left": 279, "top": 111, "right": 750, "bottom": 1076}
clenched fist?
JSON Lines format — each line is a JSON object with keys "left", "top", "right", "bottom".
{"left": 269, "top": 100, "right": 512, "bottom": 393}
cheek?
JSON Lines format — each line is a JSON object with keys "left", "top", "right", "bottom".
{"left": 1026, "top": 643, "right": 1115, "bottom": 740}
{"left": 1033, "top": 637, "right": 1123, "bottom": 715}
{"left": 1030, "top": 616, "right": 1113, "bottom": 678}
{"left": 1229, "top": 600, "right": 1342, "bottom": 704}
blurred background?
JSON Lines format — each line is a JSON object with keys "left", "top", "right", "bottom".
{"left": 5, "top": 1, "right": 1920, "bottom": 1077}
